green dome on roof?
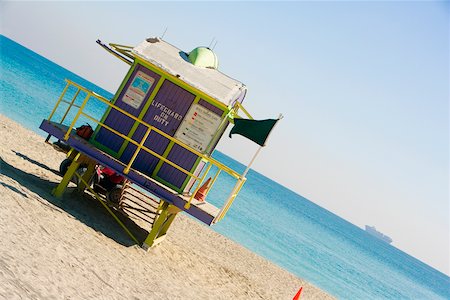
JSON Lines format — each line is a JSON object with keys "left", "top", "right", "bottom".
{"left": 188, "top": 47, "right": 219, "bottom": 69}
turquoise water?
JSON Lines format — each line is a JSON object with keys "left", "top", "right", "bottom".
{"left": 1, "top": 35, "right": 449, "bottom": 299}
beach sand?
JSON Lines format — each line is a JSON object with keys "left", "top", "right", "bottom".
{"left": 0, "top": 115, "right": 333, "bottom": 299}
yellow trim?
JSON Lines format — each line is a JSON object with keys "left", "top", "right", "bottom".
{"left": 58, "top": 80, "right": 241, "bottom": 179}
{"left": 91, "top": 62, "right": 138, "bottom": 156}
{"left": 123, "top": 126, "right": 152, "bottom": 174}
{"left": 117, "top": 76, "right": 166, "bottom": 157}
{"left": 52, "top": 152, "right": 81, "bottom": 197}
{"left": 134, "top": 58, "right": 229, "bottom": 112}
{"left": 51, "top": 79, "right": 249, "bottom": 224}
{"left": 60, "top": 100, "right": 82, "bottom": 109}
{"left": 48, "top": 82, "right": 70, "bottom": 121}
{"left": 82, "top": 89, "right": 239, "bottom": 178}
{"left": 205, "top": 109, "right": 230, "bottom": 153}
{"left": 150, "top": 94, "right": 202, "bottom": 188}
{"left": 110, "top": 43, "right": 133, "bottom": 49}
{"left": 214, "top": 178, "right": 247, "bottom": 222}
{"left": 235, "top": 102, "right": 253, "bottom": 120}
{"left": 59, "top": 89, "right": 81, "bottom": 123}
{"left": 151, "top": 140, "right": 174, "bottom": 177}
{"left": 110, "top": 43, "right": 134, "bottom": 60}
{"left": 81, "top": 112, "right": 202, "bottom": 180}
{"left": 61, "top": 84, "right": 236, "bottom": 175}
{"left": 64, "top": 92, "right": 91, "bottom": 140}
{"left": 82, "top": 113, "right": 136, "bottom": 145}
{"left": 98, "top": 41, "right": 132, "bottom": 65}
{"left": 143, "top": 201, "right": 177, "bottom": 248}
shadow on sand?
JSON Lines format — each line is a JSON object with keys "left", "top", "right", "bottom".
{"left": 1, "top": 154, "right": 149, "bottom": 247}
{"left": 12, "top": 150, "right": 61, "bottom": 177}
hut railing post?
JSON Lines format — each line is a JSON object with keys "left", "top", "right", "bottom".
{"left": 204, "top": 168, "right": 222, "bottom": 198}
{"left": 59, "top": 87, "right": 81, "bottom": 124}
{"left": 48, "top": 81, "right": 70, "bottom": 122}
{"left": 212, "top": 177, "right": 246, "bottom": 224}
{"left": 124, "top": 125, "right": 152, "bottom": 174}
{"left": 64, "top": 92, "right": 91, "bottom": 140}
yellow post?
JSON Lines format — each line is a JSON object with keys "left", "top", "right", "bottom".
{"left": 143, "top": 201, "right": 170, "bottom": 249}
{"left": 76, "top": 162, "right": 96, "bottom": 192}
{"left": 52, "top": 152, "right": 81, "bottom": 197}
{"left": 123, "top": 126, "right": 152, "bottom": 174}
{"left": 213, "top": 177, "right": 247, "bottom": 223}
{"left": 157, "top": 205, "right": 181, "bottom": 237}
{"left": 235, "top": 101, "right": 254, "bottom": 120}
{"left": 59, "top": 88, "right": 81, "bottom": 124}
{"left": 64, "top": 92, "right": 91, "bottom": 140}
{"left": 142, "top": 201, "right": 180, "bottom": 249}
{"left": 48, "top": 81, "right": 70, "bottom": 121}
{"left": 67, "top": 148, "right": 77, "bottom": 160}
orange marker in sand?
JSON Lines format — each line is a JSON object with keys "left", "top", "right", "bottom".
{"left": 293, "top": 287, "right": 303, "bottom": 300}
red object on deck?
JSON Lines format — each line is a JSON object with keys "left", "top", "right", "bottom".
{"left": 194, "top": 177, "right": 211, "bottom": 202}
{"left": 75, "top": 124, "right": 93, "bottom": 139}
{"left": 293, "top": 287, "right": 303, "bottom": 300}
{"left": 100, "top": 167, "right": 124, "bottom": 184}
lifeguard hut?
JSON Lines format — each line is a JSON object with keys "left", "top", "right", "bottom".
{"left": 40, "top": 37, "right": 277, "bottom": 249}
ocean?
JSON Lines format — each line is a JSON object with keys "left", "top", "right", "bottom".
{"left": 1, "top": 35, "right": 449, "bottom": 299}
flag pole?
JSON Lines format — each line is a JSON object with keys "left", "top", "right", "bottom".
{"left": 241, "top": 113, "right": 282, "bottom": 176}
{"left": 241, "top": 145, "right": 263, "bottom": 178}
{"left": 213, "top": 114, "right": 282, "bottom": 223}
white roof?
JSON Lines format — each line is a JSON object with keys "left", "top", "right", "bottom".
{"left": 132, "top": 38, "right": 246, "bottom": 106}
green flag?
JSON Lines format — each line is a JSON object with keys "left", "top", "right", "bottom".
{"left": 229, "top": 118, "right": 278, "bottom": 146}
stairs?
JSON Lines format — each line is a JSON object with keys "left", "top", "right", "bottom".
{"left": 118, "top": 182, "right": 161, "bottom": 230}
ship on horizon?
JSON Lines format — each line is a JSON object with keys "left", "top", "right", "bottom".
{"left": 365, "top": 225, "right": 393, "bottom": 244}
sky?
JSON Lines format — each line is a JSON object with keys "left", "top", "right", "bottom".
{"left": 1, "top": 1, "right": 448, "bottom": 275}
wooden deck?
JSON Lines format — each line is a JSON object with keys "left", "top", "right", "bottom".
{"left": 40, "top": 120, "right": 220, "bottom": 225}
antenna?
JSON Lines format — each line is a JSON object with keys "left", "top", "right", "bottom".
{"left": 212, "top": 40, "right": 218, "bottom": 50}
{"left": 208, "top": 37, "right": 216, "bottom": 49}
{"left": 161, "top": 27, "right": 168, "bottom": 39}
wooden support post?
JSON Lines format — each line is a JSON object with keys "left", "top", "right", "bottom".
{"left": 143, "top": 202, "right": 169, "bottom": 249}
{"left": 52, "top": 152, "right": 81, "bottom": 197}
{"left": 158, "top": 206, "right": 179, "bottom": 237}
{"left": 142, "top": 201, "right": 180, "bottom": 250}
